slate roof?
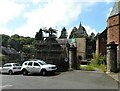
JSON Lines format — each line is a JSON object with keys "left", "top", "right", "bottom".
{"left": 0, "top": 46, "right": 19, "bottom": 55}
{"left": 77, "top": 23, "right": 87, "bottom": 37}
{"left": 70, "top": 22, "right": 88, "bottom": 38}
{"left": 57, "top": 39, "right": 72, "bottom": 45}
{"left": 109, "top": 0, "right": 120, "bottom": 17}
{"left": 57, "top": 39, "right": 74, "bottom": 48}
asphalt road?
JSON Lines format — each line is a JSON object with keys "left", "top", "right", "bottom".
{"left": 0, "top": 70, "right": 119, "bottom": 89}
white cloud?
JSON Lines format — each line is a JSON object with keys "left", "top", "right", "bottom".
{"left": 15, "top": 0, "right": 84, "bottom": 37}
{"left": 14, "top": 24, "right": 38, "bottom": 37}
{"left": 83, "top": 25, "right": 97, "bottom": 35}
{"left": 0, "top": 27, "right": 13, "bottom": 36}
{"left": 0, "top": 0, "right": 113, "bottom": 37}
{"left": 15, "top": 0, "right": 103, "bottom": 37}
{"left": 86, "top": 0, "right": 114, "bottom": 3}
{"left": 31, "top": 0, "right": 42, "bottom": 4}
{"left": 0, "top": 0, "right": 25, "bottom": 25}
{"left": 31, "top": 0, "right": 115, "bottom": 3}
{"left": 104, "top": 0, "right": 114, "bottom": 3}
{"left": 67, "top": 26, "right": 75, "bottom": 38}
{"left": 31, "top": 0, "right": 49, "bottom": 4}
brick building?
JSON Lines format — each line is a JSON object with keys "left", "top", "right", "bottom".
{"left": 69, "top": 22, "right": 87, "bottom": 60}
{"left": 107, "top": 0, "right": 120, "bottom": 69}
{"left": 96, "top": 28, "right": 107, "bottom": 56}
{"left": 96, "top": 0, "right": 120, "bottom": 71}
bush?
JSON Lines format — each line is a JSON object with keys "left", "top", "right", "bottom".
{"left": 99, "top": 64, "right": 107, "bottom": 72}
{"left": 91, "top": 53, "right": 106, "bottom": 66}
{"left": 90, "top": 53, "right": 107, "bottom": 72}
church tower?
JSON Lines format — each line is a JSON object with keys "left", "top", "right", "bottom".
{"left": 107, "top": 0, "right": 120, "bottom": 69}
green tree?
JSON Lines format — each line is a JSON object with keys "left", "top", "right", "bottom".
{"left": 8, "top": 38, "right": 22, "bottom": 51}
{"left": 35, "top": 28, "right": 43, "bottom": 40}
{"left": 7, "top": 34, "right": 25, "bottom": 51}
{"left": 86, "top": 33, "right": 96, "bottom": 59}
{"left": 11, "top": 34, "right": 20, "bottom": 39}
{"left": 59, "top": 27, "right": 68, "bottom": 39}
{"left": 95, "top": 33, "right": 100, "bottom": 40}
{"left": 90, "top": 32, "right": 95, "bottom": 39}
{"left": 47, "top": 27, "right": 57, "bottom": 38}
{"left": 69, "top": 27, "right": 77, "bottom": 38}
{"left": 42, "top": 27, "right": 57, "bottom": 38}
{"left": 1, "top": 34, "right": 10, "bottom": 47}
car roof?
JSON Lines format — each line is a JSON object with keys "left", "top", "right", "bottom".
{"left": 4, "top": 63, "right": 20, "bottom": 65}
{"left": 23, "top": 60, "right": 45, "bottom": 63}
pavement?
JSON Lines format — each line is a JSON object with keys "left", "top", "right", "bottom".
{"left": 106, "top": 72, "right": 120, "bottom": 91}
{"left": 106, "top": 72, "right": 120, "bottom": 83}
{"left": 80, "top": 65, "right": 120, "bottom": 83}
{"left": 81, "top": 65, "right": 120, "bottom": 84}
{"left": 1, "top": 70, "right": 119, "bottom": 89}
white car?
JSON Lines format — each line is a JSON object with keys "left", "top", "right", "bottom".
{"left": 21, "top": 60, "right": 57, "bottom": 76}
{"left": 0, "top": 67, "right": 2, "bottom": 73}
{"left": 1, "top": 63, "right": 21, "bottom": 75}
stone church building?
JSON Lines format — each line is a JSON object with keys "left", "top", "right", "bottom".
{"left": 35, "top": 22, "right": 89, "bottom": 71}
{"left": 107, "top": 0, "right": 120, "bottom": 71}
{"left": 69, "top": 22, "right": 87, "bottom": 60}
{"left": 96, "top": 0, "right": 120, "bottom": 72}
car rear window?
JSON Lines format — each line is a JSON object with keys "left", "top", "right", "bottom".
{"left": 3, "top": 64, "right": 12, "bottom": 67}
{"left": 13, "top": 63, "right": 20, "bottom": 66}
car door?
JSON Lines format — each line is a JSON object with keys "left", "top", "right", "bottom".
{"left": 33, "top": 62, "right": 41, "bottom": 73}
{"left": 26, "top": 62, "right": 34, "bottom": 73}
{"left": 2, "top": 64, "right": 7, "bottom": 73}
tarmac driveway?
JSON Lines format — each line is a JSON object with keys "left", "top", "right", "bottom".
{"left": 1, "top": 70, "right": 119, "bottom": 89}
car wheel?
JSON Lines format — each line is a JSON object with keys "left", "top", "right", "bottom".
{"left": 9, "top": 70, "right": 13, "bottom": 75}
{"left": 22, "top": 69, "right": 28, "bottom": 76}
{"left": 41, "top": 69, "right": 47, "bottom": 76}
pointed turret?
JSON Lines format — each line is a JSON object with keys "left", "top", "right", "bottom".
{"left": 77, "top": 22, "right": 88, "bottom": 37}
{"left": 109, "top": 0, "right": 120, "bottom": 17}
{"left": 79, "top": 21, "right": 82, "bottom": 29}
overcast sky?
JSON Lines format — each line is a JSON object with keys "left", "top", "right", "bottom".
{"left": 0, "top": 0, "right": 115, "bottom": 38}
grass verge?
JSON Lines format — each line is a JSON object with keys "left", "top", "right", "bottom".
{"left": 80, "top": 65, "right": 95, "bottom": 71}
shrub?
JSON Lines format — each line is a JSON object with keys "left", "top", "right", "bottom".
{"left": 90, "top": 53, "right": 107, "bottom": 72}
{"left": 99, "top": 64, "right": 107, "bottom": 72}
{"left": 91, "top": 53, "right": 106, "bottom": 66}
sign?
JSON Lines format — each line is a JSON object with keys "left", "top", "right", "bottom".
{"left": 72, "top": 37, "right": 75, "bottom": 43}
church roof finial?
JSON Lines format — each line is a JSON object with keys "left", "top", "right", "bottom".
{"left": 78, "top": 21, "right": 82, "bottom": 29}
{"left": 80, "top": 21, "right": 82, "bottom": 26}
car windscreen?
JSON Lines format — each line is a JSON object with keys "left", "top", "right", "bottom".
{"left": 38, "top": 61, "right": 47, "bottom": 65}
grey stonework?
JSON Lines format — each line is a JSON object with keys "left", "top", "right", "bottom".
{"left": 68, "top": 47, "right": 79, "bottom": 70}
{"left": 107, "top": 42, "right": 118, "bottom": 73}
